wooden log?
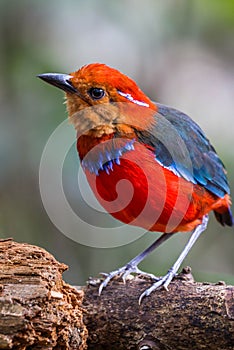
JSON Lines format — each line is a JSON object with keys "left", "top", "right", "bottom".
{"left": 0, "top": 239, "right": 87, "bottom": 350}
{"left": 1, "top": 239, "right": 234, "bottom": 349}
{"left": 82, "top": 269, "right": 234, "bottom": 349}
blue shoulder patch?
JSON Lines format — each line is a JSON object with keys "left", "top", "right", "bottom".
{"left": 82, "top": 139, "right": 135, "bottom": 175}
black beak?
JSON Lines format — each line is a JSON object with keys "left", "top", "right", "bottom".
{"left": 37, "top": 73, "right": 77, "bottom": 94}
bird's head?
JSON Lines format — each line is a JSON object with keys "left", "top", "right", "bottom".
{"left": 38, "top": 63, "right": 156, "bottom": 137}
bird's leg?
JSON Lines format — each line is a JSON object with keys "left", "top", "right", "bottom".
{"left": 138, "top": 215, "right": 209, "bottom": 304}
{"left": 99, "top": 232, "right": 172, "bottom": 295}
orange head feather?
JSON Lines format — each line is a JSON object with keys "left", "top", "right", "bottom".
{"left": 64, "top": 63, "right": 156, "bottom": 137}
{"left": 38, "top": 63, "right": 157, "bottom": 159}
{"left": 70, "top": 63, "right": 154, "bottom": 107}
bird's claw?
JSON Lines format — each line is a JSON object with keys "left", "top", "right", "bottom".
{"left": 99, "top": 266, "right": 128, "bottom": 295}
{"left": 138, "top": 269, "right": 175, "bottom": 304}
{"left": 99, "top": 264, "right": 158, "bottom": 295}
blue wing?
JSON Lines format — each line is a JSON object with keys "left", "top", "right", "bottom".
{"left": 136, "top": 103, "right": 230, "bottom": 199}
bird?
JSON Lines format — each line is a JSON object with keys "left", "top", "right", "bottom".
{"left": 38, "top": 63, "right": 233, "bottom": 303}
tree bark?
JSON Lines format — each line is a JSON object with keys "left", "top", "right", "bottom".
{"left": 0, "top": 239, "right": 87, "bottom": 350}
{"left": 83, "top": 271, "right": 234, "bottom": 349}
{"left": 0, "top": 239, "right": 233, "bottom": 350}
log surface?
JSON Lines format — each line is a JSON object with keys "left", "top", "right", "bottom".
{"left": 0, "top": 239, "right": 234, "bottom": 349}
{"left": 0, "top": 239, "right": 87, "bottom": 350}
{"left": 83, "top": 269, "right": 234, "bottom": 350}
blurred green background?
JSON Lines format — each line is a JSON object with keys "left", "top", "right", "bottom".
{"left": 0, "top": 0, "right": 233, "bottom": 286}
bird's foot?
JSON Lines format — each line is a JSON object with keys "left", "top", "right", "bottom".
{"left": 138, "top": 268, "right": 176, "bottom": 304}
{"left": 99, "top": 263, "right": 158, "bottom": 295}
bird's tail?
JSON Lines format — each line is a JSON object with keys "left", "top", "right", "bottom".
{"left": 214, "top": 207, "right": 233, "bottom": 226}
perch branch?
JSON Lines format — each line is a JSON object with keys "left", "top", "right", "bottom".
{"left": 82, "top": 268, "right": 234, "bottom": 349}
{"left": 0, "top": 239, "right": 233, "bottom": 350}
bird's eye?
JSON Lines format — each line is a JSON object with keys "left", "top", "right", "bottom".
{"left": 88, "top": 87, "right": 105, "bottom": 100}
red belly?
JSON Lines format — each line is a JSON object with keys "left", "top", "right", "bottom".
{"left": 84, "top": 143, "right": 228, "bottom": 233}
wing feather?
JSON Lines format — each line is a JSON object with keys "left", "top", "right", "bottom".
{"left": 136, "top": 103, "right": 230, "bottom": 198}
